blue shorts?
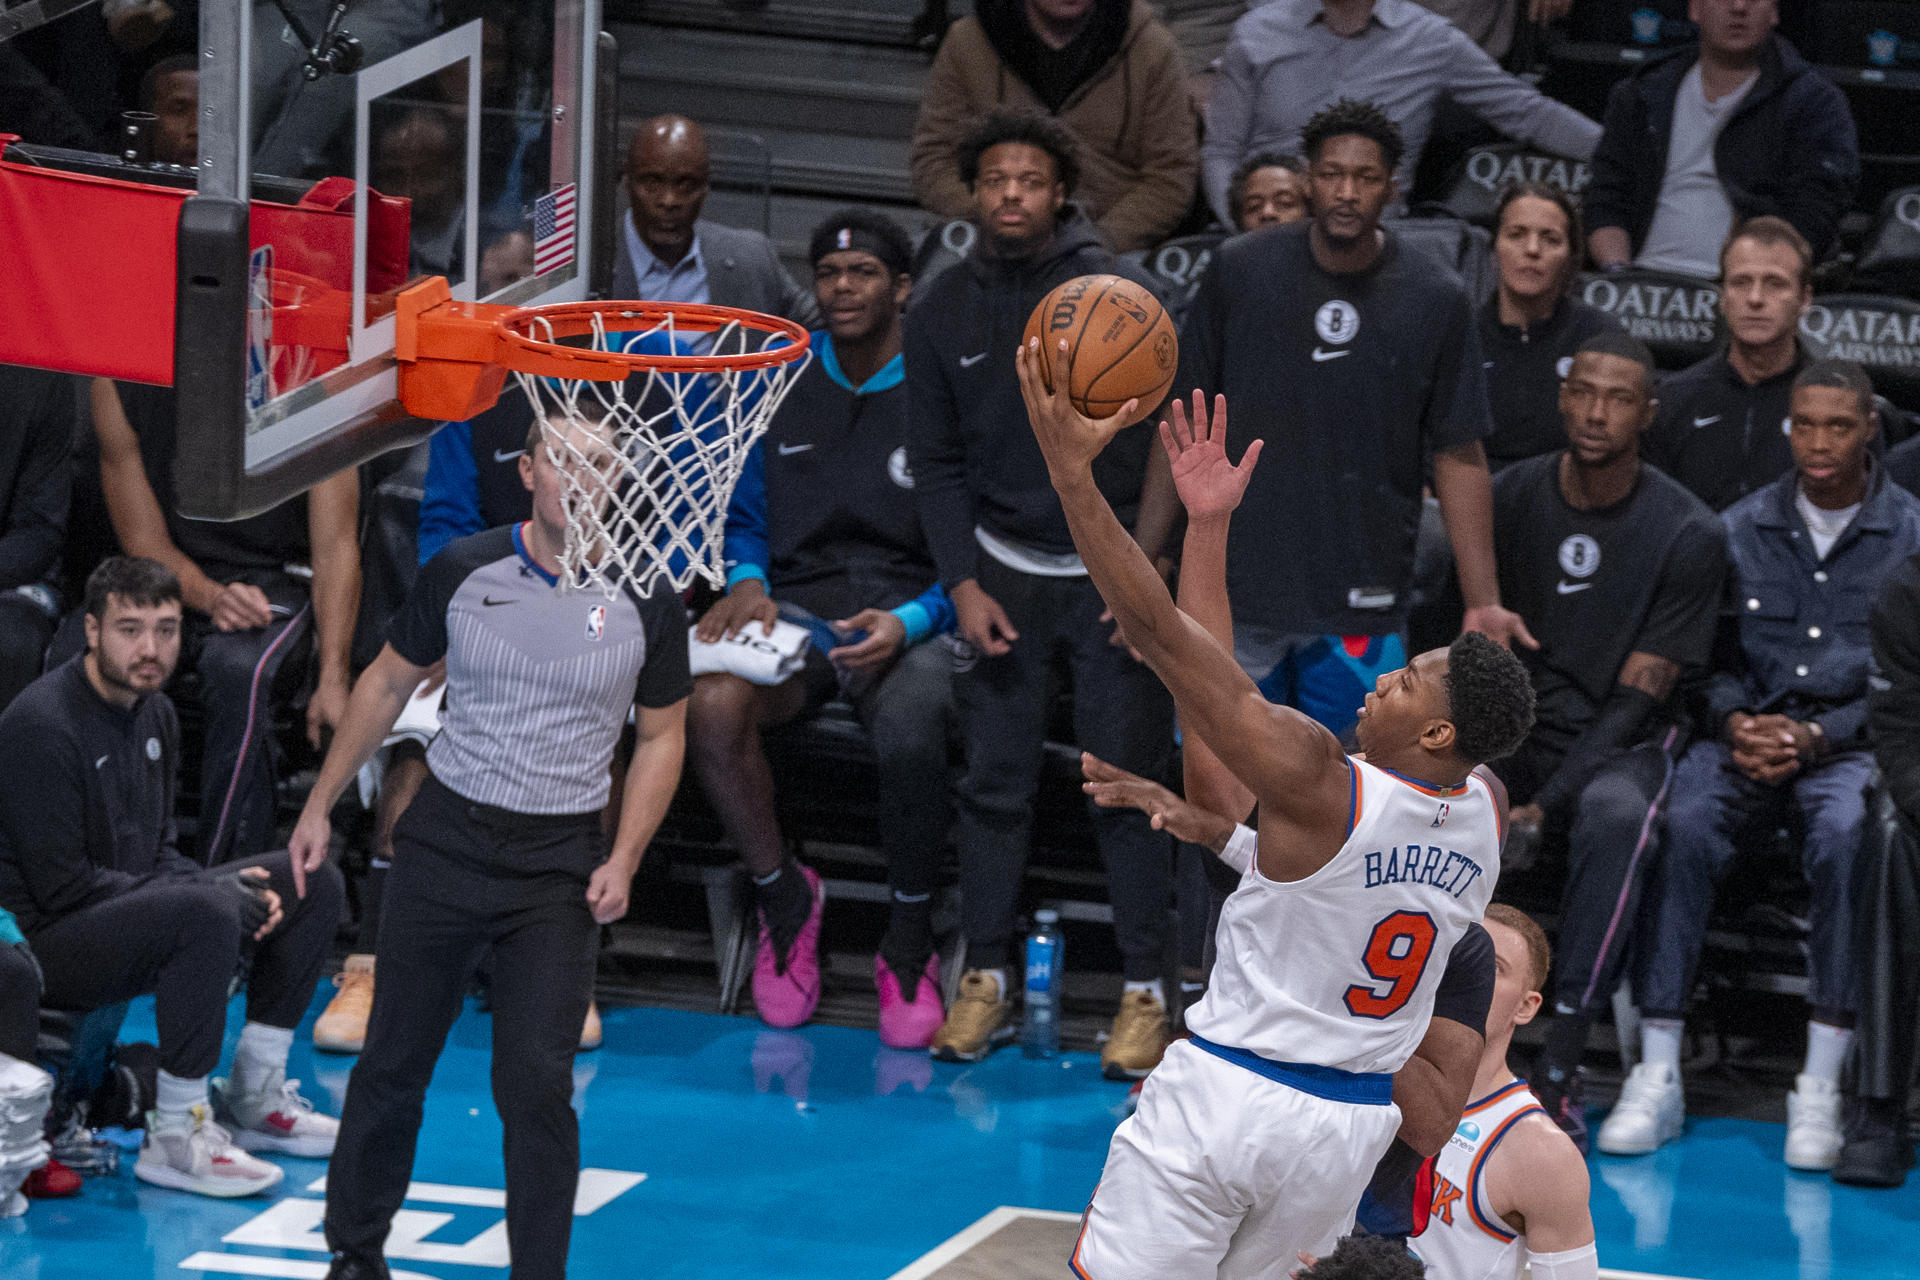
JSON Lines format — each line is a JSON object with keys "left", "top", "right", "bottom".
{"left": 1238, "top": 633, "right": 1407, "bottom": 739}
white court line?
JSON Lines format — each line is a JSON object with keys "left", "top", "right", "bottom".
{"left": 884, "top": 1206, "right": 1081, "bottom": 1280}
{"left": 178, "top": 1254, "right": 437, "bottom": 1280}
{"left": 884, "top": 1207, "right": 1705, "bottom": 1280}
{"left": 302, "top": 1167, "right": 645, "bottom": 1214}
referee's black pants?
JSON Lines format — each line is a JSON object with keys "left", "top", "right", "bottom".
{"left": 325, "top": 774, "right": 599, "bottom": 1280}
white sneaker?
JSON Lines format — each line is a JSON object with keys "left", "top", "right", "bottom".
{"left": 135, "top": 1105, "right": 284, "bottom": 1197}
{"left": 1597, "top": 1062, "right": 1686, "bottom": 1155}
{"left": 1784, "top": 1074, "right": 1845, "bottom": 1171}
{"left": 213, "top": 1070, "right": 340, "bottom": 1159}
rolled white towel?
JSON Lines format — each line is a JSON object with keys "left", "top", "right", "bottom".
{"left": 687, "top": 620, "right": 811, "bottom": 687}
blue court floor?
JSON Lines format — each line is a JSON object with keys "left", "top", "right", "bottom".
{"left": 0, "top": 991, "right": 1912, "bottom": 1280}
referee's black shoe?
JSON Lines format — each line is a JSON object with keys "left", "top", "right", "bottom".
{"left": 1832, "top": 1098, "right": 1915, "bottom": 1188}
{"left": 325, "top": 1253, "right": 390, "bottom": 1280}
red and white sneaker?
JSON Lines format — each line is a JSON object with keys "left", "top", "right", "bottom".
{"left": 751, "top": 866, "right": 824, "bottom": 1029}
{"left": 214, "top": 1070, "right": 340, "bottom": 1159}
{"left": 22, "top": 1157, "right": 80, "bottom": 1198}
{"left": 135, "top": 1105, "right": 284, "bottom": 1197}
{"left": 875, "top": 953, "right": 944, "bottom": 1050}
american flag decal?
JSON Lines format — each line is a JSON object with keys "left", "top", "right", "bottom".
{"left": 532, "top": 184, "right": 577, "bottom": 274}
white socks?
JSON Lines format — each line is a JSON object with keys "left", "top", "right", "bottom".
{"left": 155, "top": 1070, "right": 209, "bottom": 1124}
{"left": 1803, "top": 1021, "right": 1854, "bottom": 1085}
{"left": 233, "top": 1022, "right": 294, "bottom": 1093}
{"left": 1124, "top": 979, "right": 1166, "bottom": 1007}
{"left": 1641, "top": 1018, "right": 1684, "bottom": 1073}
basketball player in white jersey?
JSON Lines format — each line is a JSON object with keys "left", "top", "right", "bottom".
{"left": 1018, "top": 346, "right": 1536, "bottom": 1278}
{"left": 1413, "top": 905, "right": 1597, "bottom": 1280}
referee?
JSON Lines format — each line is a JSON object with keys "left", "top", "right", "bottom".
{"left": 288, "top": 412, "right": 690, "bottom": 1280}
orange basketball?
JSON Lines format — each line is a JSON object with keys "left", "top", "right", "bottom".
{"left": 1022, "top": 274, "right": 1178, "bottom": 427}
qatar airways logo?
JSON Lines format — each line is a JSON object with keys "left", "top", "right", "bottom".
{"left": 1465, "top": 151, "right": 1589, "bottom": 195}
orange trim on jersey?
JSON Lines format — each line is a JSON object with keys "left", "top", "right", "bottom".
{"left": 1462, "top": 1079, "right": 1531, "bottom": 1117}
{"left": 1379, "top": 766, "right": 1471, "bottom": 798}
{"left": 1466, "top": 1106, "right": 1547, "bottom": 1242}
{"left": 1346, "top": 757, "right": 1364, "bottom": 837}
{"left": 1069, "top": 1183, "right": 1100, "bottom": 1279}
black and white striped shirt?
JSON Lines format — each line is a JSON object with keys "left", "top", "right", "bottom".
{"left": 389, "top": 524, "right": 690, "bottom": 815}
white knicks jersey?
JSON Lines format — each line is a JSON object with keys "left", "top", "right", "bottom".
{"left": 1185, "top": 758, "right": 1501, "bottom": 1075}
{"left": 1412, "top": 1079, "right": 1545, "bottom": 1280}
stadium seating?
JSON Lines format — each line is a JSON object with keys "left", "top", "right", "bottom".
{"left": 1574, "top": 268, "right": 1726, "bottom": 370}
{"left": 1851, "top": 185, "right": 1920, "bottom": 295}
{"left": 1430, "top": 141, "right": 1593, "bottom": 228}
{"left": 1801, "top": 292, "right": 1920, "bottom": 412}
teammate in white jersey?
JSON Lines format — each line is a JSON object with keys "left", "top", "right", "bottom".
{"left": 1019, "top": 348, "right": 1536, "bottom": 1278}
{"left": 1413, "top": 905, "right": 1597, "bottom": 1280}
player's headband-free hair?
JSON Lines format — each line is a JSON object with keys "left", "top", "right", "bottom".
{"left": 809, "top": 222, "right": 911, "bottom": 277}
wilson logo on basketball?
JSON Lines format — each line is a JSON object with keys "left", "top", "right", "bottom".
{"left": 1022, "top": 274, "right": 1179, "bottom": 427}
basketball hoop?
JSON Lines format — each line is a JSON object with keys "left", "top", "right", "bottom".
{"left": 395, "top": 277, "right": 812, "bottom": 597}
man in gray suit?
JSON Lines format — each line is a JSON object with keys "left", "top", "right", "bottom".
{"left": 611, "top": 114, "right": 820, "bottom": 327}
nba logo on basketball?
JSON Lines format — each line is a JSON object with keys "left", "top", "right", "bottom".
{"left": 1432, "top": 803, "right": 1450, "bottom": 828}
{"left": 585, "top": 605, "right": 606, "bottom": 641}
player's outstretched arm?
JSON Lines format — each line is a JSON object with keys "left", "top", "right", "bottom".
{"left": 287, "top": 643, "right": 431, "bottom": 897}
{"left": 1018, "top": 337, "right": 1346, "bottom": 822}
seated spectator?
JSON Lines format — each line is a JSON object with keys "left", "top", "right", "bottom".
{"left": 1226, "top": 150, "right": 1307, "bottom": 231}
{"left": 906, "top": 113, "right": 1174, "bottom": 1077}
{"left": 1200, "top": 0, "right": 1600, "bottom": 226}
{"left": 1607, "top": 361, "right": 1920, "bottom": 1170}
{"left": 1840, "top": 550, "right": 1920, "bottom": 1188}
{"left": 0, "top": 42, "right": 98, "bottom": 149}
{"left": 373, "top": 106, "right": 467, "bottom": 282}
{"left": 688, "top": 209, "right": 957, "bottom": 1047}
{"left": 1484, "top": 332, "right": 1726, "bottom": 1147}
{"left": 612, "top": 114, "right": 820, "bottom": 327}
{"left": 1480, "top": 183, "right": 1618, "bottom": 469}
{"left": 140, "top": 50, "right": 197, "bottom": 167}
{"left": 0, "top": 366, "right": 72, "bottom": 714}
{"left": 910, "top": 0, "right": 1197, "bottom": 253}
{"left": 92, "top": 380, "right": 361, "bottom": 862}
{"left": 1585, "top": 0, "right": 1858, "bottom": 275}
{"left": 1644, "top": 217, "right": 1812, "bottom": 512}
{"left": 0, "top": 557, "right": 344, "bottom": 1197}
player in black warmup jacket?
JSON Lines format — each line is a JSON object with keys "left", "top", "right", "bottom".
{"left": 1486, "top": 332, "right": 1727, "bottom": 1146}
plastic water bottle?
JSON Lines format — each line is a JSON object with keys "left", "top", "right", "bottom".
{"left": 1022, "top": 908, "right": 1064, "bottom": 1058}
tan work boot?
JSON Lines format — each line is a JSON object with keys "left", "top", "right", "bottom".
{"left": 580, "top": 999, "right": 603, "bottom": 1052}
{"left": 929, "top": 970, "right": 1015, "bottom": 1063}
{"left": 313, "top": 956, "right": 374, "bottom": 1054}
{"left": 1101, "top": 989, "right": 1171, "bottom": 1080}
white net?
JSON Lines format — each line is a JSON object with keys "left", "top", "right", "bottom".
{"left": 510, "top": 307, "right": 812, "bottom": 598}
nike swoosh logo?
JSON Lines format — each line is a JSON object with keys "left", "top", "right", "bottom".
{"left": 1692, "top": 415, "right": 1721, "bottom": 429}
{"left": 95, "top": 755, "right": 109, "bottom": 770}
{"left": 777, "top": 442, "right": 814, "bottom": 456}
{"left": 1556, "top": 581, "right": 1593, "bottom": 595}
{"left": 959, "top": 352, "right": 989, "bottom": 368}
{"left": 1312, "top": 347, "right": 1350, "bottom": 362}
{"left": 482, "top": 596, "right": 514, "bottom": 606}
{"left": 1483, "top": 360, "right": 1495, "bottom": 369}
{"left": 494, "top": 448, "right": 525, "bottom": 463}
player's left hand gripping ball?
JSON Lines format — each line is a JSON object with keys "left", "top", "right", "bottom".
{"left": 1018, "top": 336, "right": 1137, "bottom": 481}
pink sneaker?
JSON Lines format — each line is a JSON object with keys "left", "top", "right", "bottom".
{"left": 751, "top": 866, "right": 824, "bottom": 1028}
{"left": 875, "top": 953, "right": 944, "bottom": 1050}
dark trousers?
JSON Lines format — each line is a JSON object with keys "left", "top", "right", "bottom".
{"left": 27, "top": 850, "right": 343, "bottom": 1078}
{"left": 1637, "top": 743, "right": 1875, "bottom": 1018}
{"left": 951, "top": 557, "right": 1173, "bottom": 979}
{"left": 183, "top": 573, "right": 313, "bottom": 863}
{"left": 1851, "top": 790, "right": 1920, "bottom": 1103}
{"left": 833, "top": 635, "right": 955, "bottom": 899}
{"left": 325, "top": 774, "right": 600, "bottom": 1280}
{"left": 0, "top": 940, "right": 40, "bottom": 1062}
{"left": 0, "top": 591, "right": 55, "bottom": 716}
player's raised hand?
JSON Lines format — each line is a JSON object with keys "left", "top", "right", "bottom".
{"left": 1161, "top": 390, "right": 1263, "bottom": 522}
{"left": 1081, "top": 752, "right": 1236, "bottom": 852}
{"left": 1017, "top": 336, "right": 1136, "bottom": 483}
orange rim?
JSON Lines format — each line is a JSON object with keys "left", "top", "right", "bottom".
{"left": 494, "top": 299, "right": 812, "bottom": 376}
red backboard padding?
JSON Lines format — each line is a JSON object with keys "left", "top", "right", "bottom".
{"left": 0, "top": 136, "right": 412, "bottom": 386}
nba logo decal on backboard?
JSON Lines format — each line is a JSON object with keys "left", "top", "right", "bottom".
{"left": 1315, "top": 300, "right": 1359, "bottom": 345}
{"left": 586, "top": 605, "right": 606, "bottom": 641}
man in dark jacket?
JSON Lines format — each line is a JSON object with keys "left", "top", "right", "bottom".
{"left": 906, "top": 113, "right": 1174, "bottom": 1077}
{"left": 1586, "top": 0, "right": 1857, "bottom": 273}
{"left": 1835, "top": 550, "right": 1920, "bottom": 1187}
{"left": 1608, "top": 361, "right": 1920, "bottom": 1172}
{"left": 0, "top": 557, "right": 345, "bottom": 1198}
{"left": 0, "top": 365, "right": 72, "bottom": 713}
